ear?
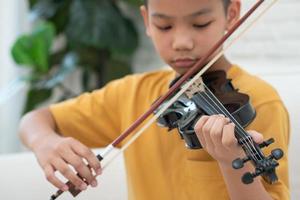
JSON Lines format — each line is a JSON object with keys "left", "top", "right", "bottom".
{"left": 140, "top": 5, "right": 151, "bottom": 37}
{"left": 225, "top": 0, "right": 241, "bottom": 31}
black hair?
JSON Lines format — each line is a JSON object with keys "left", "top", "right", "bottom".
{"left": 143, "top": 0, "right": 231, "bottom": 11}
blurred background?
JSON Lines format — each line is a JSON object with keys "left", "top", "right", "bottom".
{"left": 0, "top": 0, "right": 299, "bottom": 199}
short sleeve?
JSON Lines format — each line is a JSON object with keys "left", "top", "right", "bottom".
{"left": 50, "top": 78, "right": 124, "bottom": 148}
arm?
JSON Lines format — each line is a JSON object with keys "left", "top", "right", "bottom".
{"left": 19, "top": 107, "right": 102, "bottom": 191}
{"left": 20, "top": 107, "right": 58, "bottom": 151}
{"left": 218, "top": 160, "right": 273, "bottom": 200}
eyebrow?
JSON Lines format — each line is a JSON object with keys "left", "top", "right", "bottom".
{"left": 151, "top": 8, "right": 212, "bottom": 19}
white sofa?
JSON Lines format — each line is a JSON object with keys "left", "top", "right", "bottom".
{"left": 0, "top": 149, "right": 128, "bottom": 200}
{"left": 0, "top": 72, "right": 299, "bottom": 200}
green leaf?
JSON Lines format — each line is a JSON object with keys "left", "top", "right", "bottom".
{"left": 48, "top": 1, "right": 71, "bottom": 34}
{"left": 23, "top": 88, "right": 52, "bottom": 113}
{"left": 29, "top": 0, "right": 38, "bottom": 8}
{"left": 66, "top": 0, "right": 138, "bottom": 55}
{"left": 11, "top": 35, "right": 36, "bottom": 67}
{"left": 104, "top": 59, "right": 132, "bottom": 83}
{"left": 11, "top": 21, "right": 55, "bottom": 73}
{"left": 32, "top": 21, "right": 55, "bottom": 50}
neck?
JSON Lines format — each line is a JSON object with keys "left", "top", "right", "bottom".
{"left": 174, "top": 55, "right": 233, "bottom": 77}
{"left": 173, "top": 55, "right": 233, "bottom": 78}
{"left": 207, "top": 55, "right": 232, "bottom": 72}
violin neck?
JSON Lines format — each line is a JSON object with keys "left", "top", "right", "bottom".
{"left": 191, "top": 89, "right": 252, "bottom": 141}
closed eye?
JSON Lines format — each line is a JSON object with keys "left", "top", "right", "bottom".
{"left": 156, "top": 25, "right": 172, "bottom": 31}
{"left": 193, "top": 21, "right": 212, "bottom": 29}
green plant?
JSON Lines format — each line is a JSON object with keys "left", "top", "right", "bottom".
{"left": 11, "top": 0, "right": 141, "bottom": 113}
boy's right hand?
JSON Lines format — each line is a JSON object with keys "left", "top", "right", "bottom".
{"left": 32, "top": 133, "right": 102, "bottom": 192}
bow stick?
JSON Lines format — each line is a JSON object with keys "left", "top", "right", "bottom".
{"left": 50, "top": 0, "right": 279, "bottom": 199}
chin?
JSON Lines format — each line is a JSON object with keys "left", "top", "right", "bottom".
{"left": 174, "top": 68, "right": 190, "bottom": 75}
{"left": 169, "top": 65, "right": 186, "bottom": 75}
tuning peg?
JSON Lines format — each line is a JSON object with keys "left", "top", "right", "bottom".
{"left": 270, "top": 148, "right": 284, "bottom": 160}
{"left": 258, "top": 138, "right": 274, "bottom": 148}
{"left": 232, "top": 156, "right": 250, "bottom": 169}
{"left": 242, "top": 172, "right": 254, "bottom": 184}
{"left": 242, "top": 168, "right": 263, "bottom": 184}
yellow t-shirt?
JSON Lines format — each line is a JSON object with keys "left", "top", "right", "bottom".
{"left": 50, "top": 65, "right": 290, "bottom": 200}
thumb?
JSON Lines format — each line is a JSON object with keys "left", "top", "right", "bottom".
{"left": 247, "top": 130, "right": 264, "bottom": 144}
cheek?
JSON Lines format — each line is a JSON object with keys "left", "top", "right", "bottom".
{"left": 151, "top": 33, "right": 171, "bottom": 58}
{"left": 203, "top": 28, "right": 226, "bottom": 60}
{"left": 196, "top": 23, "right": 226, "bottom": 51}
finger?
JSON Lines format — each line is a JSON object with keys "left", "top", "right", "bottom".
{"left": 72, "top": 140, "right": 102, "bottom": 176}
{"left": 210, "top": 115, "right": 230, "bottom": 146}
{"left": 194, "top": 115, "right": 210, "bottom": 148}
{"left": 222, "top": 123, "right": 238, "bottom": 149}
{"left": 201, "top": 115, "right": 219, "bottom": 150}
{"left": 44, "top": 165, "right": 69, "bottom": 191}
{"left": 248, "top": 130, "right": 264, "bottom": 144}
{"left": 60, "top": 148, "right": 96, "bottom": 187}
{"left": 53, "top": 158, "right": 88, "bottom": 191}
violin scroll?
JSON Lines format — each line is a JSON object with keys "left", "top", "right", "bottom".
{"left": 232, "top": 137, "right": 284, "bottom": 184}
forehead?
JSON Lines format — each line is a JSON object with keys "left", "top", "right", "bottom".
{"left": 147, "top": 0, "right": 224, "bottom": 18}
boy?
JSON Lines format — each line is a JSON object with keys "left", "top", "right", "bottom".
{"left": 19, "top": 0, "right": 289, "bottom": 199}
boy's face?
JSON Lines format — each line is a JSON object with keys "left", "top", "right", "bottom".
{"left": 141, "top": 0, "right": 240, "bottom": 75}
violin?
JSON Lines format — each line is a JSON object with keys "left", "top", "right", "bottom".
{"left": 156, "top": 70, "right": 256, "bottom": 149}
{"left": 49, "top": 1, "right": 282, "bottom": 199}
{"left": 155, "top": 70, "right": 283, "bottom": 184}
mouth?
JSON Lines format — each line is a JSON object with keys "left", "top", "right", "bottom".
{"left": 172, "top": 58, "right": 198, "bottom": 69}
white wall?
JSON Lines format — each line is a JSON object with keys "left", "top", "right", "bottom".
{"left": 227, "top": 0, "right": 300, "bottom": 71}
{"left": 0, "top": 0, "right": 28, "bottom": 153}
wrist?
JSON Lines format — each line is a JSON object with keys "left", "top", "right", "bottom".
{"left": 31, "top": 131, "right": 61, "bottom": 152}
{"left": 218, "top": 159, "right": 255, "bottom": 177}
{"left": 218, "top": 160, "right": 234, "bottom": 171}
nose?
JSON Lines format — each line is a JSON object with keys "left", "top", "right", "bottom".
{"left": 172, "top": 30, "right": 194, "bottom": 52}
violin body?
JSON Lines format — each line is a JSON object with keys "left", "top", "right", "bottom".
{"left": 156, "top": 70, "right": 256, "bottom": 149}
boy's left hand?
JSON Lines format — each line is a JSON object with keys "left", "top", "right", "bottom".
{"left": 194, "top": 114, "right": 264, "bottom": 166}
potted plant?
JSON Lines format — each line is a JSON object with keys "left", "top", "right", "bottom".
{"left": 11, "top": 0, "right": 141, "bottom": 113}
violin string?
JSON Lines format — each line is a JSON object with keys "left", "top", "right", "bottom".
{"left": 202, "top": 84, "right": 261, "bottom": 158}
{"left": 202, "top": 86, "right": 262, "bottom": 161}
{"left": 198, "top": 84, "right": 262, "bottom": 161}
{"left": 195, "top": 94, "right": 260, "bottom": 162}
{"left": 196, "top": 90, "right": 261, "bottom": 162}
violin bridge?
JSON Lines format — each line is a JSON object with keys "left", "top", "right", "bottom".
{"left": 185, "top": 77, "right": 205, "bottom": 99}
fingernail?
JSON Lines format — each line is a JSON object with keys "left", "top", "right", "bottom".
{"left": 80, "top": 183, "right": 87, "bottom": 190}
{"left": 91, "top": 180, "right": 98, "bottom": 187}
{"left": 96, "top": 168, "right": 102, "bottom": 175}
